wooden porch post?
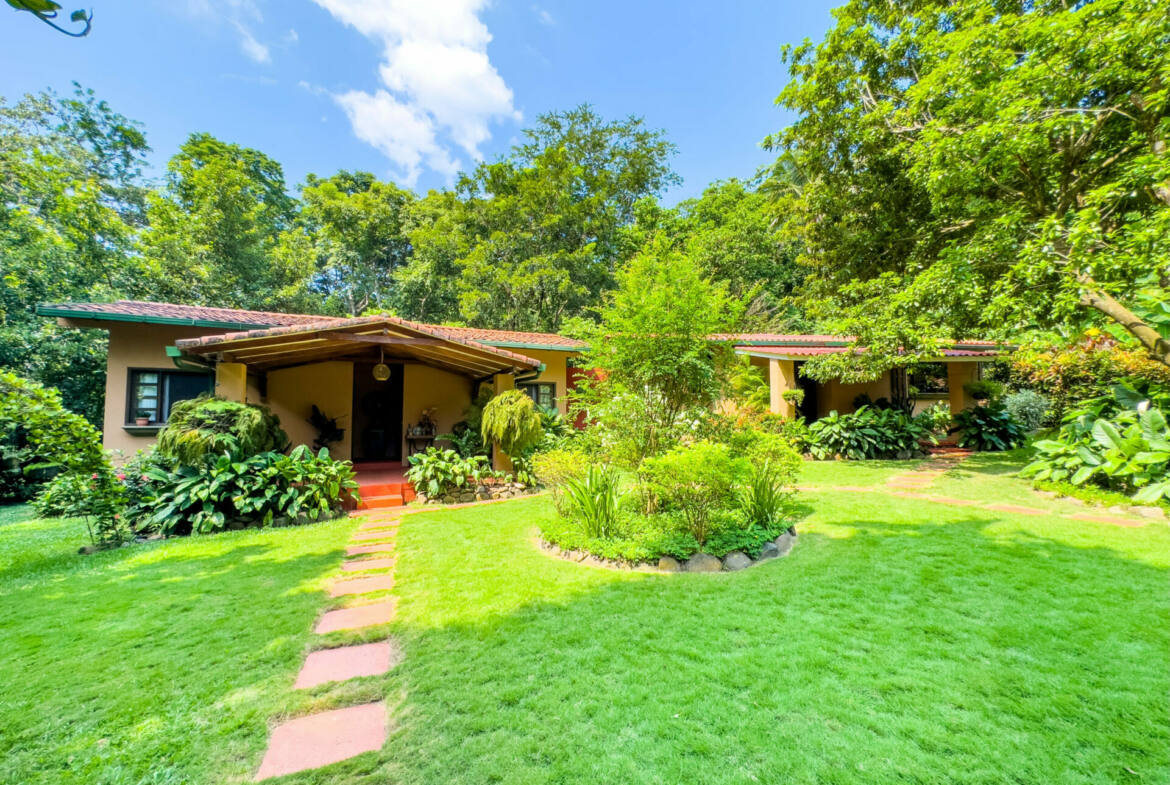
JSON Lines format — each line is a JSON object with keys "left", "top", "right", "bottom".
{"left": 768, "top": 358, "right": 798, "bottom": 419}
{"left": 491, "top": 372, "right": 515, "bottom": 474}
{"left": 215, "top": 362, "right": 248, "bottom": 403}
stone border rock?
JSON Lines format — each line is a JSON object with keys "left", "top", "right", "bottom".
{"left": 415, "top": 481, "right": 537, "bottom": 505}
{"left": 537, "top": 530, "right": 799, "bottom": 574}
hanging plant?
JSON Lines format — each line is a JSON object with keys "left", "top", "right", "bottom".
{"left": 481, "top": 390, "right": 543, "bottom": 457}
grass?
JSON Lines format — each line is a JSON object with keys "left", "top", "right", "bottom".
{"left": 0, "top": 505, "right": 355, "bottom": 785}
{"left": 3, "top": 454, "right": 1169, "bottom": 784}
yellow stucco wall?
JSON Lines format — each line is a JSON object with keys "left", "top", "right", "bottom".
{"left": 816, "top": 374, "right": 893, "bottom": 418}
{"left": 401, "top": 363, "right": 473, "bottom": 458}
{"left": 266, "top": 362, "right": 354, "bottom": 459}
{"left": 99, "top": 323, "right": 226, "bottom": 459}
{"left": 513, "top": 348, "right": 572, "bottom": 414}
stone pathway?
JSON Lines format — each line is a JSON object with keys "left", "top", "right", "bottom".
{"left": 799, "top": 450, "right": 1163, "bottom": 529}
{"left": 253, "top": 507, "right": 405, "bottom": 781}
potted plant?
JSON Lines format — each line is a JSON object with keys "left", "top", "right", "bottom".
{"left": 134, "top": 409, "right": 152, "bottom": 426}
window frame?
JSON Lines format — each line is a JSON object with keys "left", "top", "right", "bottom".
{"left": 517, "top": 381, "right": 557, "bottom": 411}
{"left": 125, "top": 368, "right": 213, "bottom": 426}
{"left": 908, "top": 362, "right": 950, "bottom": 398}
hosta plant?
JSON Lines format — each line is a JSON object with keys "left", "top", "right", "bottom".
{"left": 1022, "top": 384, "right": 1170, "bottom": 503}
{"left": 808, "top": 406, "right": 936, "bottom": 460}
{"left": 405, "top": 447, "right": 494, "bottom": 497}
{"left": 953, "top": 404, "right": 1027, "bottom": 452}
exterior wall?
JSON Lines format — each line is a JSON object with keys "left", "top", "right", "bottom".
{"left": 401, "top": 363, "right": 474, "bottom": 459}
{"left": 266, "top": 362, "right": 354, "bottom": 459}
{"left": 815, "top": 373, "right": 893, "bottom": 418}
{"left": 99, "top": 323, "right": 227, "bottom": 459}
{"left": 513, "top": 348, "right": 572, "bottom": 414}
{"left": 947, "top": 361, "right": 980, "bottom": 414}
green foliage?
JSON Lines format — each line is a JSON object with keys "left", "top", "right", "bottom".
{"left": 953, "top": 404, "right": 1027, "bottom": 452}
{"left": 915, "top": 402, "right": 952, "bottom": 437}
{"left": 1003, "top": 390, "right": 1050, "bottom": 432}
{"left": 480, "top": 390, "right": 543, "bottom": 457}
{"left": 641, "top": 442, "right": 742, "bottom": 544}
{"left": 5, "top": 0, "right": 92, "bottom": 37}
{"left": 727, "top": 355, "right": 771, "bottom": 412}
{"left": 405, "top": 447, "right": 494, "bottom": 498}
{"left": 33, "top": 465, "right": 130, "bottom": 546}
{"left": 531, "top": 445, "right": 588, "bottom": 514}
{"left": 1022, "top": 383, "right": 1170, "bottom": 503}
{"left": 962, "top": 380, "right": 1004, "bottom": 403}
{"left": 739, "top": 460, "right": 794, "bottom": 529}
{"left": 808, "top": 406, "right": 936, "bottom": 460}
{"left": 561, "top": 465, "right": 624, "bottom": 539}
{"left": 155, "top": 396, "right": 288, "bottom": 466}
{"left": 770, "top": 0, "right": 1170, "bottom": 378}
{"left": 31, "top": 471, "right": 92, "bottom": 518}
{"left": 578, "top": 237, "right": 739, "bottom": 463}
{"left": 139, "top": 446, "right": 357, "bottom": 536}
{"left": 0, "top": 371, "right": 108, "bottom": 501}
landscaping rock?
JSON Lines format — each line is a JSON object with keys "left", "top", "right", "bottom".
{"left": 683, "top": 553, "right": 722, "bottom": 573}
{"left": 441, "top": 494, "right": 457, "bottom": 504}
{"left": 458, "top": 492, "right": 477, "bottom": 503}
{"left": 895, "top": 450, "right": 913, "bottom": 461}
{"left": 722, "top": 551, "right": 752, "bottom": 571}
{"left": 775, "top": 532, "right": 796, "bottom": 556}
{"left": 657, "top": 556, "right": 681, "bottom": 572}
{"left": 1135, "top": 506, "right": 1166, "bottom": 519}
{"left": 477, "top": 490, "right": 492, "bottom": 500}
{"left": 757, "top": 542, "right": 780, "bottom": 560}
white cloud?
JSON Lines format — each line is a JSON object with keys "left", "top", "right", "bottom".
{"left": 532, "top": 5, "right": 554, "bottom": 25}
{"left": 187, "top": 0, "right": 271, "bottom": 63}
{"left": 310, "top": 0, "right": 519, "bottom": 184}
{"left": 285, "top": 28, "right": 300, "bottom": 44}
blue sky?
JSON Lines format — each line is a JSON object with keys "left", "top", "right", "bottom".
{"left": 0, "top": 1, "right": 837, "bottom": 204}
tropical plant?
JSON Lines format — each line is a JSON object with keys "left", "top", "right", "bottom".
{"left": 439, "top": 426, "right": 487, "bottom": 458}
{"left": 138, "top": 446, "right": 357, "bottom": 536}
{"left": 0, "top": 371, "right": 108, "bottom": 501}
{"left": 1003, "top": 390, "right": 1050, "bottom": 432}
{"left": 727, "top": 355, "right": 771, "bottom": 412}
{"left": 952, "top": 404, "right": 1026, "bottom": 452}
{"left": 808, "top": 406, "right": 935, "bottom": 460}
{"left": 32, "top": 471, "right": 94, "bottom": 518}
{"left": 480, "top": 390, "right": 543, "bottom": 457}
{"left": 962, "top": 380, "right": 1005, "bottom": 403}
{"left": 739, "top": 460, "right": 793, "bottom": 529}
{"left": 915, "top": 402, "right": 952, "bottom": 436}
{"left": 405, "top": 447, "right": 494, "bottom": 498}
{"left": 1022, "top": 383, "right": 1170, "bottom": 503}
{"left": 155, "top": 396, "right": 289, "bottom": 466}
{"left": 641, "top": 442, "right": 742, "bottom": 544}
{"left": 561, "top": 464, "right": 624, "bottom": 538}
{"left": 531, "top": 445, "right": 589, "bottom": 514}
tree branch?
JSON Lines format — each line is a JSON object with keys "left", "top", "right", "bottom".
{"left": 1079, "top": 281, "right": 1170, "bottom": 367}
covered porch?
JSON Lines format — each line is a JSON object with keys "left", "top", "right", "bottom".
{"left": 173, "top": 316, "right": 544, "bottom": 477}
{"left": 735, "top": 341, "right": 1005, "bottom": 421}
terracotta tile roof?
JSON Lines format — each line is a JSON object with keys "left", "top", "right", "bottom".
{"left": 38, "top": 300, "right": 339, "bottom": 328}
{"left": 739, "top": 345, "right": 1004, "bottom": 358}
{"left": 432, "top": 325, "right": 586, "bottom": 349}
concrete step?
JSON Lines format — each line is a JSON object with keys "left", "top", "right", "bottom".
{"left": 359, "top": 494, "right": 404, "bottom": 510}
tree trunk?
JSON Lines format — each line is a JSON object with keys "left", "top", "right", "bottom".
{"left": 1079, "top": 285, "right": 1170, "bottom": 368}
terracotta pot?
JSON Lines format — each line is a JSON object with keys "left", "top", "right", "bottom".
{"left": 135, "top": 417, "right": 150, "bottom": 426}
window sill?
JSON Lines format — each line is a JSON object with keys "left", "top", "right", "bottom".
{"left": 916, "top": 392, "right": 950, "bottom": 399}
{"left": 123, "top": 424, "right": 164, "bottom": 435}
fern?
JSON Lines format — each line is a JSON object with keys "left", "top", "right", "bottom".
{"left": 481, "top": 390, "right": 543, "bottom": 456}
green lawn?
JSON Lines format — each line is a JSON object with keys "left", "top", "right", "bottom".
{"left": 3, "top": 456, "right": 1168, "bottom": 784}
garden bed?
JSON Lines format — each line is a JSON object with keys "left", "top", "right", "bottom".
{"left": 539, "top": 528, "right": 798, "bottom": 572}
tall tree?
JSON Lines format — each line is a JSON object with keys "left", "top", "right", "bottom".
{"left": 450, "top": 105, "right": 679, "bottom": 331}
{"left": 138, "top": 133, "right": 299, "bottom": 309}
{"left": 0, "top": 86, "right": 150, "bottom": 422}
{"left": 275, "top": 171, "right": 414, "bottom": 316}
{"left": 771, "top": 0, "right": 1170, "bottom": 379}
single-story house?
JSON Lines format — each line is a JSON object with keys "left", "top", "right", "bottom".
{"left": 38, "top": 301, "right": 1006, "bottom": 469}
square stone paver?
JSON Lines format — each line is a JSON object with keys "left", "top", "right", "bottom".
{"left": 315, "top": 599, "right": 397, "bottom": 633}
{"left": 358, "top": 520, "right": 400, "bottom": 532}
{"left": 928, "top": 496, "right": 981, "bottom": 507}
{"left": 341, "top": 557, "right": 395, "bottom": 572}
{"left": 352, "top": 529, "right": 398, "bottom": 542}
{"left": 987, "top": 503, "right": 1048, "bottom": 516}
{"left": 254, "top": 702, "right": 385, "bottom": 780}
{"left": 347, "top": 543, "right": 395, "bottom": 556}
{"left": 1069, "top": 512, "right": 1144, "bottom": 528}
{"left": 294, "top": 641, "right": 398, "bottom": 689}
{"left": 329, "top": 574, "right": 395, "bottom": 597}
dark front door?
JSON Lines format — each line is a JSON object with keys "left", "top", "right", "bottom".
{"left": 352, "top": 362, "right": 404, "bottom": 462}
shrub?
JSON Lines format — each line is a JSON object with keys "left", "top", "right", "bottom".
{"left": 481, "top": 389, "right": 543, "bottom": 457}
{"left": 139, "top": 446, "right": 357, "bottom": 536}
{"left": 0, "top": 371, "right": 108, "bottom": 501}
{"left": 1003, "top": 390, "right": 1050, "bottom": 431}
{"left": 1022, "top": 382, "right": 1170, "bottom": 503}
{"left": 156, "top": 396, "right": 288, "bottom": 466}
{"left": 32, "top": 472, "right": 94, "bottom": 518}
{"left": 531, "top": 445, "right": 588, "bottom": 514}
{"left": 915, "top": 402, "right": 952, "bottom": 436}
{"left": 405, "top": 447, "right": 494, "bottom": 498}
{"left": 962, "top": 379, "right": 1005, "bottom": 403}
{"left": 953, "top": 403, "right": 1026, "bottom": 451}
{"left": 809, "top": 406, "right": 936, "bottom": 460}
{"left": 739, "top": 459, "right": 793, "bottom": 529}
{"left": 641, "top": 442, "right": 742, "bottom": 544}
{"left": 742, "top": 432, "right": 803, "bottom": 479}
{"left": 562, "top": 464, "right": 624, "bottom": 538}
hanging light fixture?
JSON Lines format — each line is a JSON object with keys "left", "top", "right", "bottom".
{"left": 372, "top": 346, "right": 390, "bottom": 381}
